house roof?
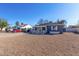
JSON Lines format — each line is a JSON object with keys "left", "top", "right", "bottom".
{"left": 20, "top": 24, "right": 28, "bottom": 27}
{"left": 68, "top": 25, "right": 79, "bottom": 28}
{"left": 35, "top": 23, "right": 64, "bottom": 27}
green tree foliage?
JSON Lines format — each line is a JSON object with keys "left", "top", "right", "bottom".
{"left": 0, "top": 18, "right": 8, "bottom": 31}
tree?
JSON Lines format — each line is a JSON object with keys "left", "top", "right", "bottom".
{"left": 49, "top": 21, "right": 53, "bottom": 23}
{"left": 60, "top": 20, "right": 67, "bottom": 24}
{"left": 15, "top": 21, "right": 20, "bottom": 26}
{"left": 0, "top": 18, "right": 8, "bottom": 31}
{"left": 37, "top": 19, "right": 50, "bottom": 25}
{"left": 57, "top": 19, "right": 67, "bottom": 24}
{"left": 43, "top": 20, "right": 49, "bottom": 23}
{"left": 57, "top": 19, "right": 60, "bottom": 23}
{"left": 21, "top": 22, "right": 24, "bottom": 25}
{"left": 37, "top": 19, "right": 44, "bottom": 25}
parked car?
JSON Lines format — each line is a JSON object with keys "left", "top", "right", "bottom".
{"left": 13, "top": 28, "right": 22, "bottom": 32}
{"left": 5, "top": 27, "right": 13, "bottom": 32}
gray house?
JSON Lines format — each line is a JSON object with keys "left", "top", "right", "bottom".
{"left": 31, "top": 22, "right": 65, "bottom": 34}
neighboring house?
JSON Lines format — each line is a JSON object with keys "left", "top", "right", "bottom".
{"left": 20, "top": 24, "right": 32, "bottom": 32}
{"left": 20, "top": 24, "right": 32, "bottom": 30}
{"left": 66, "top": 27, "right": 75, "bottom": 32}
{"left": 66, "top": 25, "right": 79, "bottom": 33}
{"left": 0, "top": 27, "right": 8, "bottom": 31}
{"left": 66, "top": 26, "right": 76, "bottom": 32}
{"left": 2, "top": 27, "right": 6, "bottom": 31}
{"left": 5, "top": 23, "right": 32, "bottom": 32}
{"left": 31, "top": 22, "right": 65, "bottom": 34}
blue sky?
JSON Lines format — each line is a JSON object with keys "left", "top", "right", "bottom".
{"left": 0, "top": 3, "right": 79, "bottom": 26}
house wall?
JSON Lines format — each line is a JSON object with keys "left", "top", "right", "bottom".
{"left": 32, "top": 24, "right": 64, "bottom": 34}
{"left": 51, "top": 26, "right": 58, "bottom": 31}
{"left": 32, "top": 26, "right": 47, "bottom": 34}
{"left": 57, "top": 25, "right": 64, "bottom": 31}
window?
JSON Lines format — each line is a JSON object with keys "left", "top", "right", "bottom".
{"left": 51, "top": 26, "right": 58, "bottom": 31}
{"left": 42, "top": 27, "right": 45, "bottom": 30}
{"left": 35, "top": 27, "right": 37, "bottom": 30}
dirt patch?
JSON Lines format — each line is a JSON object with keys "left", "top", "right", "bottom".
{"left": 0, "top": 32, "right": 79, "bottom": 56}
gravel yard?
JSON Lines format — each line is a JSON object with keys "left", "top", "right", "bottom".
{"left": 0, "top": 32, "right": 79, "bottom": 56}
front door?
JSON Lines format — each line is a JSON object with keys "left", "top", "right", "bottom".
{"left": 47, "top": 26, "right": 51, "bottom": 34}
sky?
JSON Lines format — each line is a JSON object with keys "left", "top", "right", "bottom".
{"left": 0, "top": 3, "right": 79, "bottom": 26}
